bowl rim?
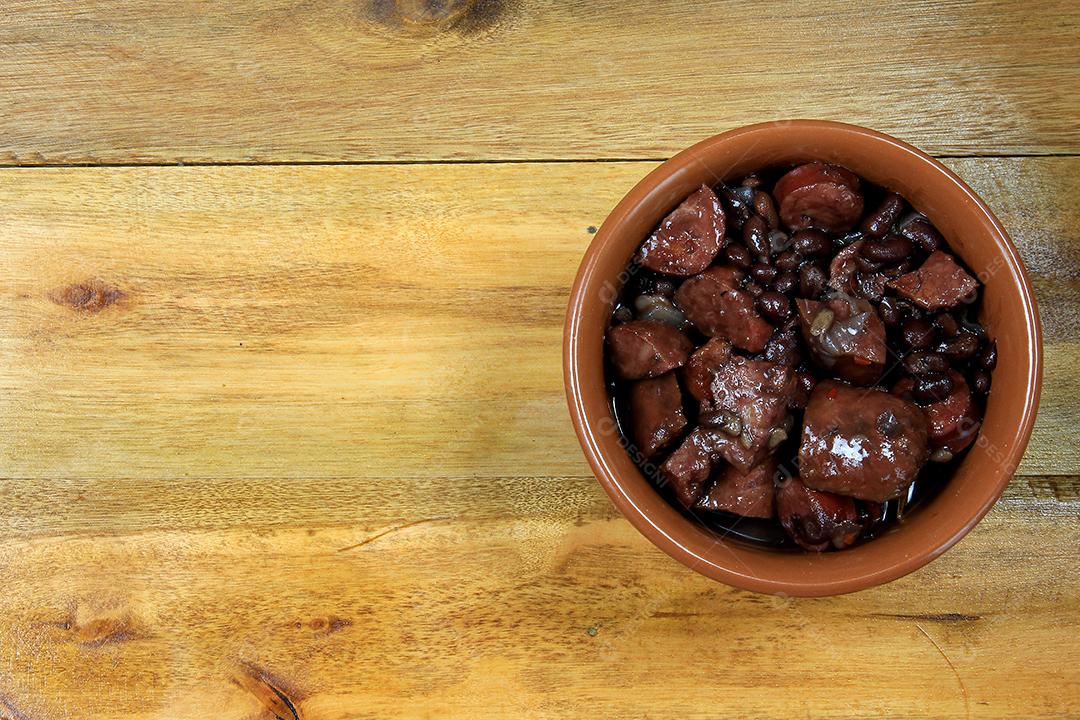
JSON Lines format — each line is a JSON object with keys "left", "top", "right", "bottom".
{"left": 563, "top": 119, "right": 1043, "bottom": 596}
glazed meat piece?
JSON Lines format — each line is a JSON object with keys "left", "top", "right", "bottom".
{"left": 675, "top": 265, "right": 774, "bottom": 353}
{"left": 696, "top": 456, "right": 777, "bottom": 518}
{"left": 627, "top": 373, "right": 687, "bottom": 458}
{"left": 698, "top": 355, "right": 797, "bottom": 473}
{"left": 636, "top": 185, "right": 726, "bottom": 276}
{"left": 659, "top": 428, "right": 721, "bottom": 508}
{"left": 773, "top": 163, "right": 864, "bottom": 233}
{"left": 776, "top": 477, "right": 864, "bottom": 551}
{"left": 796, "top": 295, "right": 886, "bottom": 386}
{"left": 828, "top": 239, "right": 864, "bottom": 293}
{"left": 799, "top": 380, "right": 929, "bottom": 502}
{"left": 889, "top": 250, "right": 979, "bottom": 310}
{"left": 607, "top": 320, "right": 693, "bottom": 380}
{"left": 894, "top": 370, "right": 981, "bottom": 456}
{"left": 682, "top": 337, "right": 733, "bottom": 404}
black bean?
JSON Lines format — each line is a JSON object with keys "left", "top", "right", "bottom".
{"left": 860, "top": 234, "right": 913, "bottom": 264}
{"left": 879, "top": 296, "right": 902, "bottom": 326}
{"left": 769, "top": 230, "right": 792, "bottom": 253}
{"left": 741, "top": 173, "right": 763, "bottom": 189}
{"left": 775, "top": 250, "right": 803, "bottom": 272}
{"left": 903, "top": 351, "right": 950, "bottom": 377}
{"left": 979, "top": 341, "right": 998, "bottom": 371}
{"left": 794, "top": 371, "right": 816, "bottom": 407}
{"left": 753, "top": 190, "right": 780, "bottom": 231}
{"left": 913, "top": 373, "right": 955, "bottom": 404}
{"left": 724, "top": 243, "right": 753, "bottom": 268}
{"left": 799, "top": 264, "right": 827, "bottom": 298}
{"left": 971, "top": 369, "right": 991, "bottom": 395}
{"left": 853, "top": 271, "right": 885, "bottom": 302}
{"left": 791, "top": 229, "right": 831, "bottom": 256}
{"left": 835, "top": 230, "right": 864, "bottom": 248}
{"left": 744, "top": 280, "right": 764, "bottom": 298}
{"left": 654, "top": 280, "right": 676, "bottom": 298}
{"left": 750, "top": 263, "right": 779, "bottom": 283}
{"left": 883, "top": 260, "right": 912, "bottom": 279}
{"left": 860, "top": 193, "right": 905, "bottom": 238}
{"left": 613, "top": 305, "right": 633, "bottom": 323}
{"left": 743, "top": 215, "right": 770, "bottom": 259}
{"left": 757, "top": 291, "right": 791, "bottom": 322}
{"left": 719, "top": 184, "right": 752, "bottom": 230}
{"left": 900, "top": 218, "right": 943, "bottom": 254}
{"left": 764, "top": 328, "right": 801, "bottom": 366}
{"left": 939, "top": 331, "right": 980, "bottom": 361}
{"left": 934, "top": 313, "right": 959, "bottom": 337}
{"left": 855, "top": 255, "right": 882, "bottom": 273}
{"left": 901, "top": 318, "right": 936, "bottom": 349}
{"left": 772, "top": 271, "right": 798, "bottom": 295}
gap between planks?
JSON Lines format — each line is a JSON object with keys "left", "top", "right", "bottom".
{"left": 0, "top": 153, "right": 1079, "bottom": 170}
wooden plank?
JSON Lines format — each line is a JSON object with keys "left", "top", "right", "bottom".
{"left": 0, "top": 158, "right": 1076, "bottom": 481}
{"left": 0, "top": 0, "right": 1078, "bottom": 163}
{"left": 0, "top": 475, "right": 1075, "bottom": 719}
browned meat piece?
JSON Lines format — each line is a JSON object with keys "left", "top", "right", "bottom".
{"left": 636, "top": 185, "right": 726, "bottom": 276}
{"left": 606, "top": 320, "right": 692, "bottom": 380}
{"left": 696, "top": 456, "right": 777, "bottom": 518}
{"left": 674, "top": 265, "right": 774, "bottom": 352}
{"left": 659, "top": 428, "right": 721, "bottom": 508}
{"left": 627, "top": 373, "right": 687, "bottom": 458}
{"left": 828, "top": 239, "right": 864, "bottom": 293}
{"left": 682, "top": 337, "right": 733, "bottom": 404}
{"left": 796, "top": 295, "right": 887, "bottom": 386}
{"left": 776, "top": 477, "right": 864, "bottom": 551}
{"left": 893, "top": 371, "right": 981, "bottom": 455}
{"left": 888, "top": 251, "right": 979, "bottom": 311}
{"left": 773, "top": 163, "right": 864, "bottom": 233}
{"left": 799, "top": 380, "right": 929, "bottom": 502}
{"left": 698, "top": 355, "right": 797, "bottom": 473}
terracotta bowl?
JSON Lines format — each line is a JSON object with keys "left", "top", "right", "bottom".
{"left": 563, "top": 120, "right": 1042, "bottom": 596}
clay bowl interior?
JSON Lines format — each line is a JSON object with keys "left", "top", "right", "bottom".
{"left": 564, "top": 120, "right": 1041, "bottom": 597}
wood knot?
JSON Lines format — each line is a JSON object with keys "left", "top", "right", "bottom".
{"left": 369, "top": 0, "right": 511, "bottom": 35}
{"left": 292, "top": 615, "right": 352, "bottom": 635}
{"left": 75, "top": 613, "right": 141, "bottom": 646}
{"left": 49, "top": 279, "right": 124, "bottom": 312}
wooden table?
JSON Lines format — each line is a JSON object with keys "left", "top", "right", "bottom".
{"left": 1, "top": 2, "right": 1077, "bottom": 718}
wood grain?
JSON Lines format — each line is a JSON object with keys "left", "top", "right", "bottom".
{"left": 0, "top": 159, "right": 1076, "bottom": 481}
{"left": 0, "top": 158, "right": 1076, "bottom": 719}
{"left": 1, "top": 0, "right": 1078, "bottom": 164}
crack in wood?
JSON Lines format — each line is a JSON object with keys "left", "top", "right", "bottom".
{"left": 335, "top": 517, "right": 447, "bottom": 553}
{"left": 915, "top": 623, "right": 971, "bottom": 720}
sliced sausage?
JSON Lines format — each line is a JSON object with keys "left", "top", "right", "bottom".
{"left": 796, "top": 295, "right": 886, "bottom": 386}
{"left": 636, "top": 185, "right": 726, "bottom": 276}
{"left": 774, "top": 163, "right": 864, "bottom": 233}
{"left": 799, "top": 380, "right": 929, "bottom": 502}
{"left": 893, "top": 370, "right": 981, "bottom": 455}
{"left": 606, "top": 320, "right": 693, "bottom": 380}
{"left": 696, "top": 455, "right": 777, "bottom": 518}
{"left": 627, "top": 373, "right": 687, "bottom": 458}
{"left": 697, "top": 355, "right": 797, "bottom": 473}
{"left": 776, "top": 477, "right": 864, "bottom": 551}
{"left": 659, "top": 428, "right": 721, "bottom": 508}
{"left": 888, "top": 250, "right": 979, "bottom": 311}
{"left": 674, "top": 265, "right": 773, "bottom": 353}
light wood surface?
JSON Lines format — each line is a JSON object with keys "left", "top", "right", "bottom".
{"left": 0, "top": 160, "right": 1077, "bottom": 719}
{"left": 1, "top": 0, "right": 1078, "bottom": 163}
{"left": 1, "top": 2, "right": 1078, "bottom": 718}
